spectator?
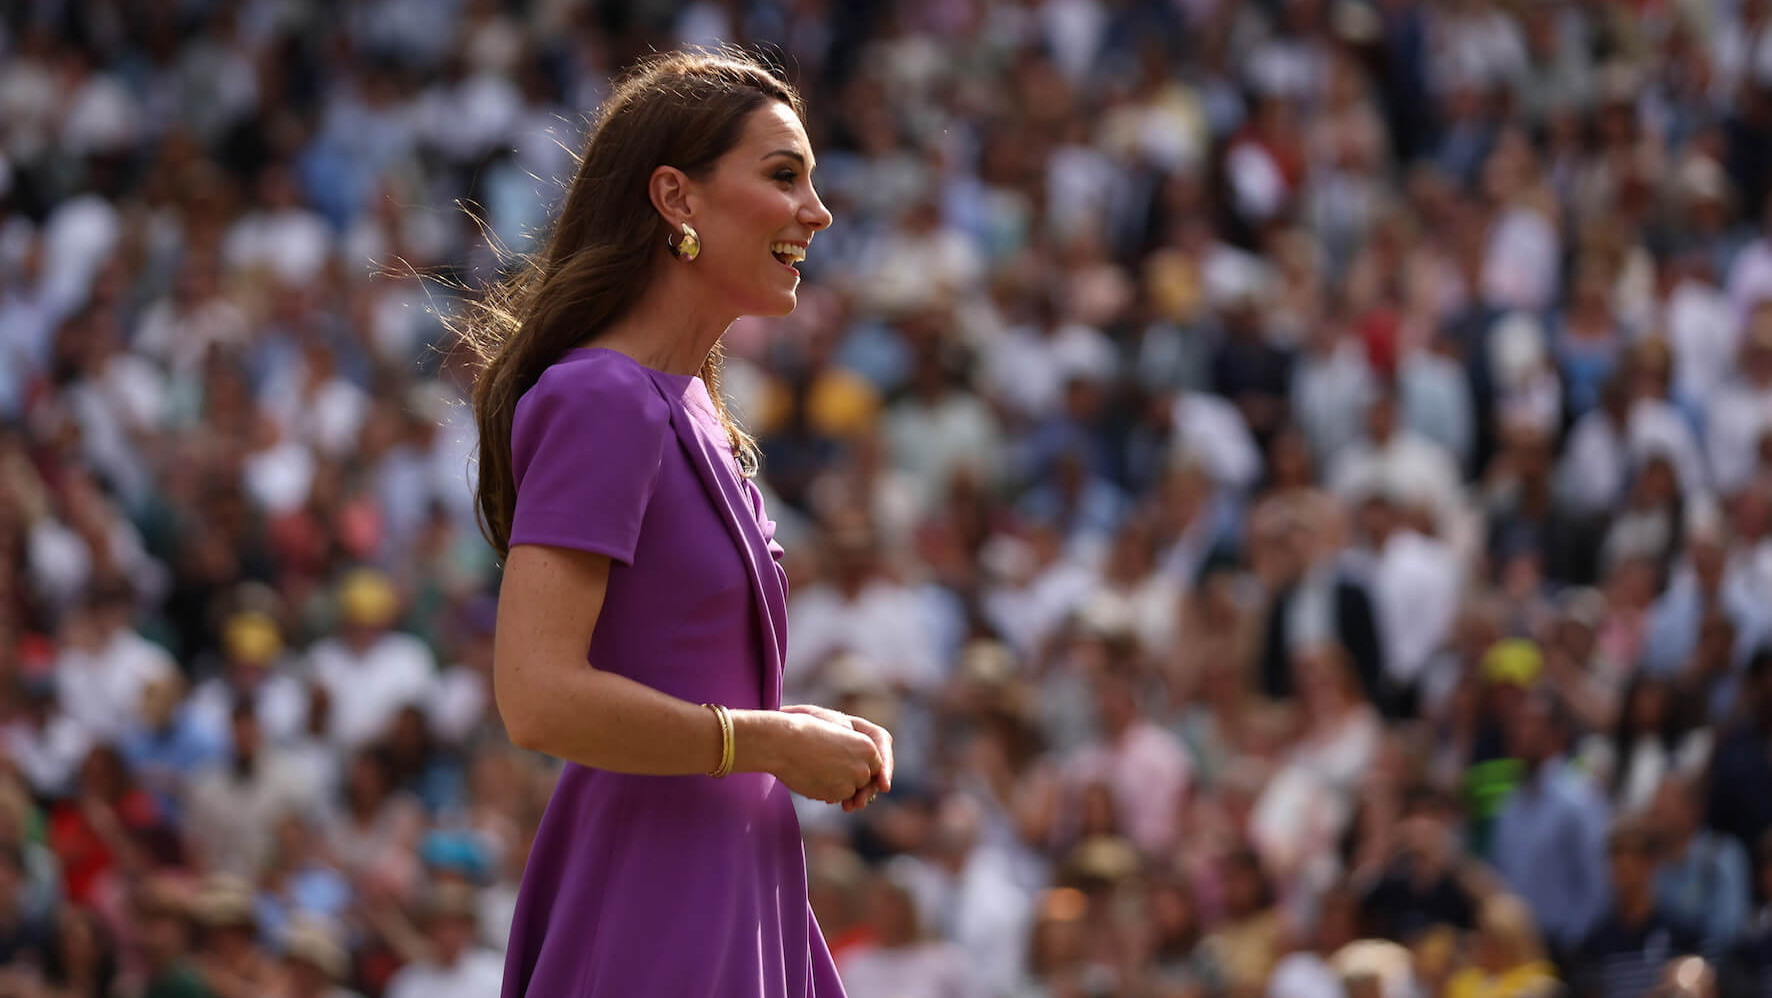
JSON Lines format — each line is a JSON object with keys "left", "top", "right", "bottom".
{"left": 184, "top": 700, "right": 326, "bottom": 879}
{"left": 1491, "top": 690, "right": 1612, "bottom": 956}
{"left": 1648, "top": 777, "right": 1752, "bottom": 956}
{"left": 9, "top": 3, "right": 1772, "bottom": 994}
{"left": 305, "top": 569, "right": 436, "bottom": 753}
{"left": 380, "top": 883, "right": 503, "bottom": 998}
{"left": 1061, "top": 664, "right": 1193, "bottom": 860}
{"left": 1443, "top": 894, "right": 1558, "bottom": 998}
{"left": 1720, "top": 830, "right": 1772, "bottom": 998}
{"left": 835, "top": 873, "right": 981, "bottom": 998}
{"left": 276, "top": 918, "right": 363, "bottom": 998}
{"left": 1571, "top": 823, "right": 1702, "bottom": 998}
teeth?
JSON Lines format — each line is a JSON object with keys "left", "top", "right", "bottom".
{"left": 770, "top": 242, "right": 806, "bottom": 262}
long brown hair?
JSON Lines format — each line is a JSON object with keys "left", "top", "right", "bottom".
{"left": 461, "top": 47, "right": 801, "bottom": 558}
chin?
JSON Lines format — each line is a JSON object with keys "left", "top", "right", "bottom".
{"left": 744, "top": 290, "right": 801, "bottom": 318}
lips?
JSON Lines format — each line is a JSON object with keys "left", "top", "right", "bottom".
{"left": 770, "top": 241, "right": 807, "bottom": 272}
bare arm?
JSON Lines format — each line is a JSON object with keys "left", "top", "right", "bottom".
{"left": 494, "top": 544, "right": 881, "bottom": 801}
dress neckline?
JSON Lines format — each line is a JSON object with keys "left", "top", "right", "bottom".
{"left": 570, "top": 346, "right": 701, "bottom": 385}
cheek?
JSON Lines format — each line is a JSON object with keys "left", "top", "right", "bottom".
{"left": 716, "top": 186, "right": 796, "bottom": 248}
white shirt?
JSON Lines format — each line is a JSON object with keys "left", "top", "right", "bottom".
{"left": 888, "top": 849, "right": 1035, "bottom": 998}
{"left": 383, "top": 949, "right": 505, "bottom": 998}
{"left": 984, "top": 322, "right": 1118, "bottom": 421}
{"left": 1665, "top": 280, "right": 1739, "bottom": 402}
{"left": 1728, "top": 236, "right": 1772, "bottom": 317}
{"left": 4, "top": 712, "right": 92, "bottom": 799}
{"left": 1559, "top": 400, "right": 1709, "bottom": 514}
{"left": 1293, "top": 342, "right": 1377, "bottom": 470}
{"left": 222, "top": 207, "right": 335, "bottom": 287}
{"left": 426, "top": 665, "right": 489, "bottom": 745}
{"left": 838, "top": 941, "right": 983, "bottom": 998}
{"left": 185, "top": 750, "right": 327, "bottom": 876}
{"left": 243, "top": 439, "right": 317, "bottom": 515}
{"left": 54, "top": 629, "right": 178, "bottom": 742}
{"left": 1171, "top": 391, "right": 1262, "bottom": 492}
{"left": 1706, "top": 379, "right": 1772, "bottom": 495}
{"left": 981, "top": 557, "right": 1098, "bottom": 660}
{"left": 785, "top": 580, "right": 943, "bottom": 698}
{"left": 1371, "top": 531, "right": 1461, "bottom": 685}
{"left": 884, "top": 393, "right": 1006, "bottom": 514}
{"left": 1399, "top": 350, "right": 1474, "bottom": 468}
{"left": 1481, "top": 204, "right": 1559, "bottom": 313}
{"left": 307, "top": 631, "right": 438, "bottom": 750}
{"left": 186, "top": 670, "right": 311, "bottom": 748}
{"left": 1266, "top": 952, "right": 1346, "bottom": 998}
{"left": 1328, "top": 430, "right": 1464, "bottom": 529}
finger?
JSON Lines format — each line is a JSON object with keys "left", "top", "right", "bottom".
{"left": 853, "top": 734, "right": 884, "bottom": 778}
{"left": 849, "top": 717, "right": 894, "bottom": 792}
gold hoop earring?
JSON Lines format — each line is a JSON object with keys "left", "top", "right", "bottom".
{"left": 671, "top": 222, "right": 700, "bottom": 262}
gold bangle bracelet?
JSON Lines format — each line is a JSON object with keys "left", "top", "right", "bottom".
{"left": 702, "top": 703, "right": 734, "bottom": 778}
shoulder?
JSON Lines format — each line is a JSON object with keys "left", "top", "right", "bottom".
{"left": 517, "top": 352, "right": 672, "bottom": 432}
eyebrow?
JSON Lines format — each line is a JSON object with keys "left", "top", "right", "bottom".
{"left": 763, "top": 149, "right": 815, "bottom": 172}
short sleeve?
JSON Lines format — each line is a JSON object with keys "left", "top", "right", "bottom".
{"left": 507, "top": 358, "right": 672, "bottom": 564}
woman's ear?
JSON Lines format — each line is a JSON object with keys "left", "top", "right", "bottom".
{"left": 649, "top": 165, "right": 694, "bottom": 227}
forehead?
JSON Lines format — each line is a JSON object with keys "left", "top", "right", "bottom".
{"left": 732, "top": 101, "right": 813, "bottom": 161}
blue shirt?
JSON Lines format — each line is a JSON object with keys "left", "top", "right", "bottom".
{"left": 1655, "top": 830, "right": 1752, "bottom": 955}
{"left": 1492, "top": 760, "right": 1613, "bottom": 950}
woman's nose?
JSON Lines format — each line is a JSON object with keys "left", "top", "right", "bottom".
{"left": 803, "top": 193, "right": 833, "bottom": 231}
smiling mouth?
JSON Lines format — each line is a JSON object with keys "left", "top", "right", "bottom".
{"left": 770, "top": 241, "right": 806, "bottom": 272}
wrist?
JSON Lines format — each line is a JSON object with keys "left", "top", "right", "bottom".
{"left": 729, "top": 708, "right": 786, "bottom": 776}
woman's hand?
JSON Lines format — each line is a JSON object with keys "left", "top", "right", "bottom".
{"left": 765, "top": 708, "right": 885, "bottom": 808}
{"left": 781, "top": 704, "right": 893, "bottom": 811}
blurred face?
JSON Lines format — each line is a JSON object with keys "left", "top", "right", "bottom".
{"left": 1268, "top": 432, "right": 1313, "bottom": 489}
{"left": 681, "top": 101, "right": 832, "bottom": 318}
{"left": 1609, "top": 837, "right": 1658, "bottom": 898}
{"left": 864, "top": 882, "right": 919, "bottom": 947}
{"left": 1224, "top": 857, "right": 1266, "bottom": 917}
{"left": 429, "top": 914, "right": 476, "bottom": 961}
{"left": 1366, "top": 397, "right": 1397, "bottom": 441}
{"left": 1148, "top": 883, "right": 1197, "bottom": 940}
{"left": 1629, "top": 682, "right": 1670, "bottom": 732}
{"left": 1651, "top": 783, "right": 1697, "bottom": 841}
{"left": 1507, "top": 700, "right": 1559, "bottom": 766}
{"left": 80, "top": 749, "right": 124, "bottom": 799}
{"left": 1093, "top": 677, "right": 1138, "bottom": 736}
{"left": 1081, "top": 783, "right": 1117, "bottom": 836}
{"left": 285, "top": 960, "right": 330, "bottom": 995}
{"left": 347, "top": 755, "right": 387, "bottom": 806}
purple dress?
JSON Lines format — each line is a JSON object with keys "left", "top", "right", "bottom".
{"left": 499, "top": 347, "right": 845, "bottom": 997}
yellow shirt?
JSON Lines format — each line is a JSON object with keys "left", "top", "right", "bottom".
{"left": 1445, "top": 960, "right": 1559, "bottom": 998}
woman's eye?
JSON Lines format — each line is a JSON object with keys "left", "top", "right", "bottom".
{"left": 774, "top": 171, "right": 797, "bottom": 184}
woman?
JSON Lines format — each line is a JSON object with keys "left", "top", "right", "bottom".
{"left": 465, "top": 49, "right": 891, "bottom": 996}
{"left": 1578, "top": 674, "right": 1710, "bottom": 815}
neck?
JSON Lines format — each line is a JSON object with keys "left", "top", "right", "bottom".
{"left": 592, "top": 266, "right": 735, "bottom": 377}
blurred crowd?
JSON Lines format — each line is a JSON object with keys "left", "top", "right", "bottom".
{"left": 12, "top": 0, "right": 1772, "bottom": 997}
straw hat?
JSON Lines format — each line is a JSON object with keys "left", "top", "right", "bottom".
{"left": 337, "top": 568, "right": 399, "bottom": 628}
{"left": 282, "top": 919, "right": 348, "bottom": 981}
{"left": 223, "top": 610, "right": 283, "bottom": 665}
{"left": 192, "top": 875, "right": 258, "bottom": 930}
